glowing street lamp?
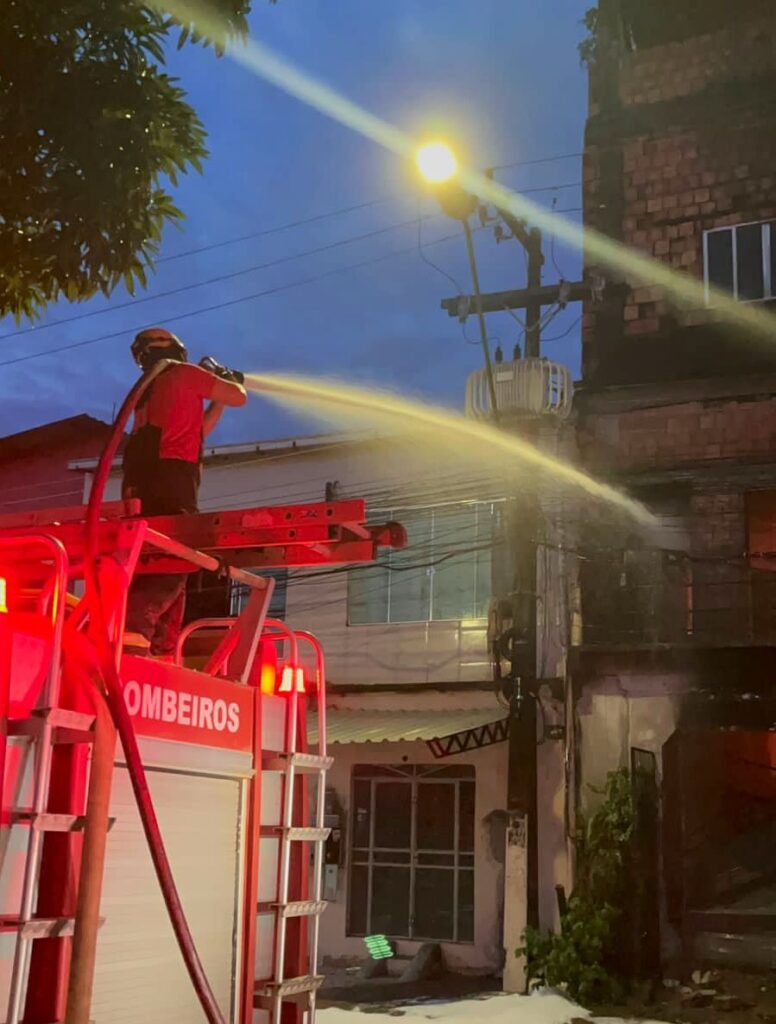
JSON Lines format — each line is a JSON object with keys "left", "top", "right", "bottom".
{"left": 416, "top": 141, "right": 458, "bottom": 184}
{"left": 415, "top": 140, "right": 498, "bottom": 417}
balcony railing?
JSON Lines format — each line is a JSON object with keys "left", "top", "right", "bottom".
{"left": 581, "top": 549, "right": 776, "bottom": 648}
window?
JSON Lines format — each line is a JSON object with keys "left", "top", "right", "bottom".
{"left": 229, "top": 568, "right": 288, "bottom": 619}
{"left": 704, "top": 221, "right": 776, "bottom": 303}
{"left": 347, "top": 503, "right": 498, "bottom": 625}
{"left": 348, "top": 764, "right": 475, "bottom": 943}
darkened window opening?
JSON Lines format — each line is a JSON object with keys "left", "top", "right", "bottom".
{"left": 230, "top": 567, "right": 288, "bottom": 620}
{"left": 348, "top": 763, "right": 475, "bottom": 943}
{"left": 705, "top": 221, "right": 776, "bottom": 303}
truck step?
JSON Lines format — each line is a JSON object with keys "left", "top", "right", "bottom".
{"left": 263, "top": 752, "right": 333, "bottom": 773}
{"left": 11, "top": 811, "right": 116, "bottom": 833}
{"left": 254, "top": 974, "right": 324, "bottom": 1001}
{"left": 8, "top": 708, "right": 95, "bottom": 745}
{"left": 288, "top": 826, "right": 330, "bottom": 842}
{"left": 277, "top": 900, "right": 328, "bottom": 918}
{"left": 259, "top": 826, "right": 330, "bottom": 842}
{"left": 0, "top": 916, "right": 104, "bottom": 939}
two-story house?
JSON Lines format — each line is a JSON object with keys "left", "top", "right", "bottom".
{"left": 76, "top": 427, "right": 574, "bottom": 978}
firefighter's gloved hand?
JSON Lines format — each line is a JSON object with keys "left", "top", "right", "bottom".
{"left": 199, "top": 356, "right": 245, "bottom": 385}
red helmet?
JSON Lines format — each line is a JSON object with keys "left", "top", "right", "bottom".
{"left": 131, "top": 327, "right": 188, "bottom": 369}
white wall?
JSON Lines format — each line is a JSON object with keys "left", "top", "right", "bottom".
{"left": 321, "top": 689, "right": 508, "bottom": 974}
{"left": 94, "top": 433, "right": 497, "bottom": 688}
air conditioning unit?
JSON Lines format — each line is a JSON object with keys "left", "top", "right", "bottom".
{"left": 465, "top": 358, "right": 573, "bottom": 420}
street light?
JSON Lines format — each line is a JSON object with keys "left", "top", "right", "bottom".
{"left": 416, "top": 141, "right": 458, "bottom": 184}
{"left": 415, "top": 141, "right": 498, "bottom": 418}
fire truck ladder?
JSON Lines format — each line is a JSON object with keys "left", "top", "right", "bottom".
{"left": 0, "top": 534, "right": 99, "bottom": 1024}
{"left": 256, "top": 627, "right": 331, "bottom": 1024}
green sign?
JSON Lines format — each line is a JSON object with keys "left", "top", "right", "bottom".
{"left": 364, "top": 934, "right": 394, "bottom": 960}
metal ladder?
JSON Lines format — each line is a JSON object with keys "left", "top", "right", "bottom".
{"left": 0, "top": 536, "right": 103, "bottom": 1024}
{"left": 257, "top": 650, "right": 332, "bottom": 1024}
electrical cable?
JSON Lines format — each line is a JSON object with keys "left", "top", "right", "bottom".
{"left": 0, "top": 226, "right": 478, "bottom": 369}
{"left": 416, "top": 204, "right": 465, "bottom": 294}
{"left": 543, "top": 313, "right": 583, "bottom": 343}
{"left": 157, "top": 194, "right": 402, "bottom": 264}
{"left": 549, "top": 196, "right": 567, "bottom": 280}
{"left": 490, "top": 152, "right": 583, "bottom": 172}
{"left": 0, "top": 207, "right": 583, "bottom": 371}
{"left": 0, "top": 213, "right": 437, "bottom": 342}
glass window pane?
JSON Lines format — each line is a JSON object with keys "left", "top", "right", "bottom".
{"left": 459, "top": 781, "right": 476, "bottom": 852}
{"left": 230, "top": 569, "right": 288, "bottom": 618}
{"left": 413, "top": 869, "right": 455, "bottom": 940}
{"left": 737, "top": 223, "right": 765, "bottom": 300}
{"left": 706, "top": 229, "right": 734, "bottom": 297}
{"left": 374, "top": 850, "right": 411, "bottom": 864}
{"left": 352, "top": 780, "right": 371, "bottom": 849}
{"left": 371, "top": 867, "right": 410, "bottom": 936}
{"left": 416, "top": 852, "right": 455, "bottom": 866}
{"left": 457, "top": 869, "right": 475, "bottom": 942}
{"left": 432, "top": 507, "right": 477, "bottom": 620}
{"left": 388, "top": 513, "right": 432, "bottom": 622}
{"left": 348, "top": 864, "right": 368, "bottom": 935}
{"left": 347, "top": 561, "right": 389, "bottom": 625}
{"left": 373, "top": 782, "right": 411, "bottom": 848}
{"left": 417, "top": 784, "right": 455, "bottom": 850}
{"left": 475, "top": 506, "right": 497, "bottom": 618}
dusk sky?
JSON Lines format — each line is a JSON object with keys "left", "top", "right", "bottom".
{"left": 0, "top": 0, "right": 590, "bottom": 444}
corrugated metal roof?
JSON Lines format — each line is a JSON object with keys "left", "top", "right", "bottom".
{"left": 309, "top": 708, "right": 507, "bottom": 745}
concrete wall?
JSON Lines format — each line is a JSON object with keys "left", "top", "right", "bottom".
{"left": 576, "top": 668, "right": 692, "bottom": 813}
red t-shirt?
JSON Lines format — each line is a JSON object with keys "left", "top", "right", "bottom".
{"left": 130, "top": 363, "right": 218, "bottom": 463}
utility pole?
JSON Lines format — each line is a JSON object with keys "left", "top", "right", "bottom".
{"left": 417, "top": 147, "right": 576, "bottom": 993}
{"left": 493, "top": 211, "right": 542, "bottom": 994}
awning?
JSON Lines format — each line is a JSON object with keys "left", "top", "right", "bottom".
{"left": 309, "top": 708, "right": 509, "bottom": 758}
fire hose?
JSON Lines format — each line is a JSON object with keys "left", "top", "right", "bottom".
{"left": 74, "top": 359, "right": 226, "bottom": 1024}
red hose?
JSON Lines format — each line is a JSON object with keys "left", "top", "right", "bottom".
{"left": 84, "top": 362, "right": 226, "bottom": 1024}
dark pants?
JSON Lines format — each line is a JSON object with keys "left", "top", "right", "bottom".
{"left": 125, "top": 573, "right": 187, "bottom": 656}
{"left": 124, "top": 459, "right": 200, "bottom": 656}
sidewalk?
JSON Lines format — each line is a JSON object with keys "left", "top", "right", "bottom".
{"left": 318, "top": 991, "right": 667, "bottom": 1024}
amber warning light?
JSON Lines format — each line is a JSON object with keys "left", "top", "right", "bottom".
{"left": 0, "top": 578, "right": 7, "bottom": 614}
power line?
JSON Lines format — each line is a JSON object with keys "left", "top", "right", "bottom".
{"left": 0, "top": 185, "right": 580, "bottom": 345}
{"left": 156, "top": 195, "right": 401, "bottom": 265}
{"left": 490, "top": 152, "right": 583, "bottom": 173}
{"left": 149, "top": 154, "right": 583, "bottom": 265}
{"left": 0, "top": 225, "right": 481, "bottom": 370}
{"left": 0, "top": 213, "right": 437, "bottom": 342}
{"left": 0, "top": 192, "right": 582, "bottom": 370}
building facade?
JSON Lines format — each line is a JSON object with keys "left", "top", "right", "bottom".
{"left": 79, "top": 428, "right": 573, "bottom": 976}
{"left": 0, "top": 414, "right": 110, "bottom": 516}
{"left": 577, "top": 2, "right": 776, "bottom": 966}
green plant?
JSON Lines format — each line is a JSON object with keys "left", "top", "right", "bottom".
{"left": 517, "top": 768, "right": 635, "bottom": 1006}
{"left": 0, "top": 1, "right": 272, "bottom": 321}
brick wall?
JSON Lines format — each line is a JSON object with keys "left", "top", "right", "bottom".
{"left": 580, "top": 395, "right": 776, "bottom": 475}
{"left": 618, "top": 20, "right": 776, "bottom": 107}
{"left": 583, "top": 16, "right": 776, "bottom": 382}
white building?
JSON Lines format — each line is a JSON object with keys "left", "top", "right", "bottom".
{"left": 78, "top": 426, "right": 570, "bottom": 978}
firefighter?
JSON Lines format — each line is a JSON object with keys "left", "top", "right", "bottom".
{"left": 122, "top": 327, "right": 247, "bottom": 658}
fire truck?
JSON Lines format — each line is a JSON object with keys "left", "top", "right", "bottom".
{"left": 0, "top": 408, "right": 405, "bottom": 1024}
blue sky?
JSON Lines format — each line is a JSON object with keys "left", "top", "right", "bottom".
{"left": 0, "top": 0, "right": 591, "bottom": 443}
